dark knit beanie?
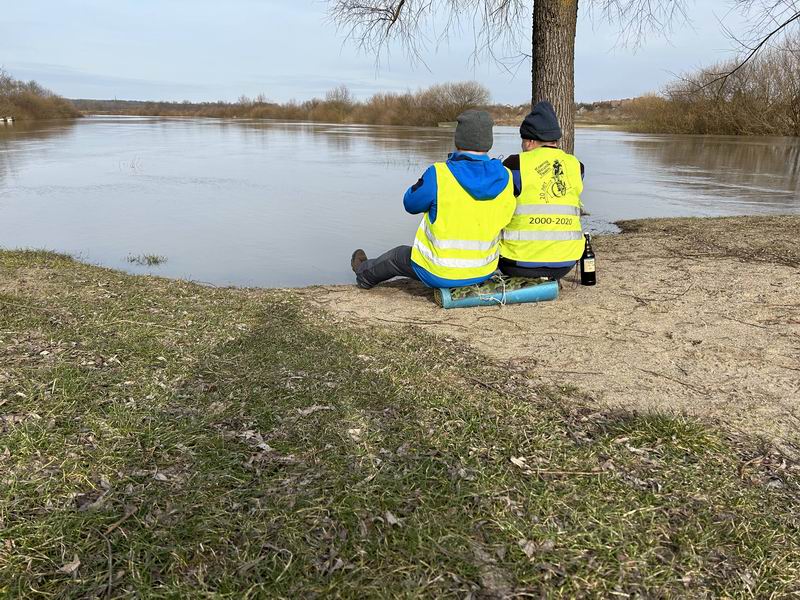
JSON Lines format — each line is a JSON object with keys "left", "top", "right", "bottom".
{"left": 454, "top": 109, "right": 494, "bottom": 152}
{"left": 520, "top": 101, "right": 562, "bottom": 141}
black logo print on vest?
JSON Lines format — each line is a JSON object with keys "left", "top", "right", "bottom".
{"left": 550, "top": 160, "right": 568, "bottom": 198}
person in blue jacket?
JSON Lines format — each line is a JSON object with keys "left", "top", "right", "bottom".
{"left": 351, "top": 110, "right": 514, "bottom": 289}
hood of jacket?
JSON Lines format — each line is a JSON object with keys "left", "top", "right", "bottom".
{"left": 445, "top": 152, "right": 509, "bottom": 200}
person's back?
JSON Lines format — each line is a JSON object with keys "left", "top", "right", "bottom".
{"left": 351, "top": 110, "right": 516, "bottom": 290}
{"left": 408, "top": 154, "right": 515, "bottom": 287}
{"left": 499, "top": 102, "right": 585, "bottom": 280}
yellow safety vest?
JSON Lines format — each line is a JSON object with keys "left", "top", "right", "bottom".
{"left": 410, "top": 162, "right": 516, "bottom": 282}
{"left": 500, "top": 148, "right": 584, "bottom": 264}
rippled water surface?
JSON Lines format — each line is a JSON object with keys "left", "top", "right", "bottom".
{"left": 1, "top": 116, "right": 798, "bottom": 286}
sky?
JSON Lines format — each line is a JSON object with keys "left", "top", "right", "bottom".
{"left": 1, "top": 0, "right": 752, "bottom": 104}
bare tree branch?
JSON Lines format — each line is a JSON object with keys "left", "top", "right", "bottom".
{"left": 589, "top": 0, "right": 690, "bottom": 48}
{"left": 698, "top": 8, "right": 800, "bottom": 92}
{"left": 327, "top": 0, "right": 693, "bottom": 71}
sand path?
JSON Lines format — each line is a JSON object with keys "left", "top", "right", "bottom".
{"left": 297, "top": 217, "right": 800, "bottom": 446}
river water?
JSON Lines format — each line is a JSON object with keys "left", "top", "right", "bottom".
{"left": 1, "top": 116, "right": 798, "bottom": 287}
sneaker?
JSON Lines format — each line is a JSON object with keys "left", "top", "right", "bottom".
{"left": 351, "top": 249, "right": 367, "bottom": 273}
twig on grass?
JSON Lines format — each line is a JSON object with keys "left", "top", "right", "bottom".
{"left": 623, "top": 327, "right": 654, "bottom": 336}
{"left": 263, "top": 544, "right": 294, "bottom": 582}
{"left": 541, "top": 331, "right": 592, "bottom": 339}
{"left": 465, "top": 376, "right": 507, "bottom": 395}
{"left": 105, "top": 505, "right": 138, "bottom": 535}
{"left": 0, "top": 300, "right": 51, "bottom": 312}
{"left": 474, "top": 314, "right": 522, "bottom": 329}
{"left": 534, "top": 469, "right": 604, "bottom": 477}
{"left": 102, "top": 319, "right": 187, "bottom": 332}
{"left": 622, "top": 506, "right": 663, "bottom": 519}
{"left": 103, "top": 534, "right": 113, "bottom": 599}
{"left": 372, "top": 316, "right": 469, "bottom": 330}
{"left": 636, "top": 368, "right": 711, "bottom": 396}
{"left": 719, "top": 315, "right": 768, "bottom": 330}
{"left": 560, "top": 370, "right": 603, "bottom": 376}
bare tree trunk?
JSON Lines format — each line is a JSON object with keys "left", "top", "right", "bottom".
{"left": 531, "top": 0, "right": 579, "bottom": 153}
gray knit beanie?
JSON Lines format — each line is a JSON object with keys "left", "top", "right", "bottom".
{"left": 454, "top": 109, "right": 494, "bottom": 152}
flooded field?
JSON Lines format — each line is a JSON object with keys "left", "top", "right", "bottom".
{"left": 1, "top": 116, "right": 798, "bottom": 286}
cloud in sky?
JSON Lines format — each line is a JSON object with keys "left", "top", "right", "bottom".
{"left": 1, "top": 0, "right": 749, "bottom": 103}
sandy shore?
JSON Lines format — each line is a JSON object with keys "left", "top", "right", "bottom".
{"left": 297, "top": 216, "right": 800, "bottom": 448}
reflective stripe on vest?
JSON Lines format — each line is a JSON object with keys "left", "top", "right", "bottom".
{"left": 413, "top": 239, "right": 499, "bottom": 268}
{"left": 421, "top": 220, "right": 500, "bottom": 252}
{"left": 410, "top": 162, "right": 516, "bottom": 283}
{"left": 514, "top": 203, "right": 581, "bottom": 216}
{"left": 502, "top": 230, "right": 583, "bottom": 241}
{"left": 499, "top": 148, "right": 584, "bottom": 264}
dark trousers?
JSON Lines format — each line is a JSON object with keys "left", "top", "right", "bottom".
{"left": 498, "top": 257, "right": 575, "bottom": 280}
{"left": 356, "top": 245, "right": 419, "bottom": 289}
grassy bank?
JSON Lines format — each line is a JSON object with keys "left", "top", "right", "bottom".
{"left": 0, "top": 70, "right": 80, "bottom": 121}
{"left": 1, "top": 248, "right": 799, "bottom": 597}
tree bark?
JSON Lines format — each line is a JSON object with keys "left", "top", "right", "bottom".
{"left": 532, "top": 0, "right": 579, "bottom": 153}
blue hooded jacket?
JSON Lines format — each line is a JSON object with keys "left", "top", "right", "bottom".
{"left": 403, "top": 152, "right": 510, "bottom": 288}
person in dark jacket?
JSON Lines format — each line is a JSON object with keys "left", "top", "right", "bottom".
{"left": 499, "top": 101, "right": 586, "bottom": 280}
{"left": 351, "top": 110, "right": 515, "bottom": 289}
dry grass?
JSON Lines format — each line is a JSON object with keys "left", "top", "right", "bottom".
{"left": 616, "top": 215, "right": 800, "bottom": 269}
{"left": 1, "top": 249, "right": 799, "bottom": 597}
{"left": 126, "top": 254, "right": 168, "bottom": 267}
{"left": 626, "top": 35, "right": 800, "bottom": 136}
{"left": 72, "top": 82, "right": 491, "bottom": 127}
{"left": 0, "top": 70, "right": 80, "bottom": 121}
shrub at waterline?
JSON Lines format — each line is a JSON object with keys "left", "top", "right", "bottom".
{"left": 126, "top": 253, "right": 168, "bottom": 266}
{"left": 72, "top": 81, "right": 491, "bottom": 127}
{"left": 0, "top": 69, "right": 80, "bottom": 120}
{"left": 627, "top": 34, "right": 800, "bottom": 136}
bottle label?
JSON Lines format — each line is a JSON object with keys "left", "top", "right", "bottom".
{"left": 583, "top": 258, "right": 595, "bottom": 272}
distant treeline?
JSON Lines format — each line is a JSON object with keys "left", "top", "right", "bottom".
{"left": 626, "top": 36, "right": 800, "bottom": 137}
{"left": 74, "top": 82, "right": 505, "bottom": 127}
{"left": 11, "top": 53, "right": 798, "bottom": 137}
{"left": 0, "top": 69, "right": 80, "bottom": 120}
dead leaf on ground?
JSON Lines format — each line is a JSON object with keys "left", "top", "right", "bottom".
{"left": 510, "top": 456, "right": 528, "bottom": 469}
{"left": 518, "top": 539, "right": 554, "bottom": 559}
{"left": 518, "top": 540, "right": 537, "bottom": 559}
{"left": 297, "top": 405, "right": 334, "bottom": 417}
{"left": 58, "top": 555, "right": 81, "bottom": 575}
{"left": 385, "top": 511, "right": 402, "bottom": 527}
{"left": 76, "top": 491, "right": 108, "bottom": 511}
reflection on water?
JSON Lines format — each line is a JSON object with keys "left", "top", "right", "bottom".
{"left": 627, "top": 134, "right": 799, "bottom": 204}
{"left": 0, "top": 116, "right": 797, "bottom": 287}
{"left": 0, "top": 120, "right": 78, "bottom": 185}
